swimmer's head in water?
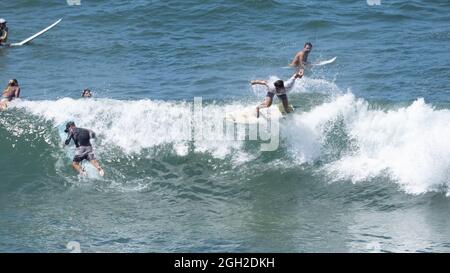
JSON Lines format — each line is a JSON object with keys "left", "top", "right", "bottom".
{"left": 8, "top": 79, "right": 18, "bottom": 86}
{"left": 64, "top": 121, "right": 76, "bottom": 133}
{"left": 82, "top": 89, "right": 92, "bottom": 97}
{"left": 0, "top": 18, "right": 6, "bottom": 25}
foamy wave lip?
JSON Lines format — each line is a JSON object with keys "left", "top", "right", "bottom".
{"left": 290, "top": 77, "right": 341, "bottom": 95}
{"left": 13, "top": 98, "right": 255, "bottom": 162}
{"left": 13, "top": 91, "right": 450, "bottom": 195}
{"left": 15, "top": 98, "right": 191, "bottom": 153}
{"left": 283, "top": 92, "right": 360, "bottom": 164}
{"left": 322, "top": 97, "right": 450, "bottom": 195}
{"left": 278, "top": 91, "right": 450, "bottom": 195}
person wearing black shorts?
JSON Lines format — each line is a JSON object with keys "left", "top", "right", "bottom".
{"left": 251, "top": 70, "right": 303, "bottom": 118}
{"left": 64, "top": 121, "right": 104, "bottom": 176}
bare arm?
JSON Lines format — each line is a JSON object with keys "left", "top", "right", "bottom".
{"left": 251, "top": 80, "right": 269, "bottom": 88}
{"left": 14, "top": 87, "right": 20, "bottom": 99}
{"left": 64, "top": 132, "right": 73, "bottom": 146}
{"left": 0, "top": 29, "right": 8, "bottom": 42}
{"left": 294, "top": 70, "right": 304, "bottom": 78}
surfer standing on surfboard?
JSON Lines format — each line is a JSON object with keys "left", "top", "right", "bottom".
{"left": 0, "top": 79, "right": 20, "bottom": 110}
{"left": 64, "top": 121, "right": 105, "bottom": 177}
{"left": 0, "top": 18, "right": 8, "bottom": 45}
{"left": 251, "top": 70, "right": 304, "bottom": 118}
{"left": 289, "top": 42, "right": 312, "bottom": 72}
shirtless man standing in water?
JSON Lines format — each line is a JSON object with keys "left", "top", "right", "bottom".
{"left": 289, "top": 42, "right": 313, "bottom": 72}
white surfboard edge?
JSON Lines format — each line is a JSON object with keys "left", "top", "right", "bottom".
{"left": 283, "top": 56, "right": 337, "bottom": 68}
{"left": 9, "top": 18, "right": 62, "bottom": 47}
{"left": 225, "top": 103, "right": 293, "bottom": 125}
{"left": 313, "top": 56, "right": 337, "bottom": 66}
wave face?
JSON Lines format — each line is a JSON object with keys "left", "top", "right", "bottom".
{"left": 2, "top": 77, "right": 450, "bottom": 253}
{"left": 4, "top": 85, "right": 450, "bottom": 196}
{"left": 3, "top": 89, "right": 450, "bottom": 253}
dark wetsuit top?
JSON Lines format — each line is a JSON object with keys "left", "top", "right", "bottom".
{"left": 65, "top": 128, "right": 96, "bottom": 147}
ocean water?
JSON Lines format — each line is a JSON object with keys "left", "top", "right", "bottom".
{"left": 1, "top": 0, "right": 450, "bottom": 253}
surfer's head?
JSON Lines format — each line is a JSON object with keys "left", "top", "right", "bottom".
{"left": 304, "top": 42, "right": 312, "bottom": 52}
{"left": 82, "top": 88, "right": 92, "bottom": 98}
{"left": 8, "top": 79, "right": 18, "bottom": 86}
{"left": 0, "top": 19, "right": 6, "bottom": 29}
{"left": 64, "top": 121, "right": 76, "bottom": 133}
{"left": 274, "top": 80, "right": 285, "bottom": 92}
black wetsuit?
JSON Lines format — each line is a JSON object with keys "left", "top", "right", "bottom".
{"left": 65, "top": 128, "right": 97, "bottom": 162}
{"left": 65, "top": 127, "right": 95, "bottom": 147}
{"left": 0, "top": 27, "right": 8, "bottom": 44}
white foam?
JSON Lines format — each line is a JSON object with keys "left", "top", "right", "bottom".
{"left": 12, "top": 89, "right": 450, "bottom": 195}
{"left": 13, "top": 98, "right": 252, "bottom": 161}
{"left": 283, "top": 92, "right": 450, "bottom": 194}
{"left": 283, "top": 93, "right": 359, "bottom": 163}
{"left": 326, "top": 97, "right": 450, "bottom": 194}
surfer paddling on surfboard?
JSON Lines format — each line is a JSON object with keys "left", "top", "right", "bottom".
{"left": 289, "top": 42, "right": 312, "bottom": 72}
{"left": 0, "top": 79, "right": 20, "bottom": 110}
{"left": 0, "top": 18, "right": 8, "bottom": 46}
{"left": 63, "top": 122, "right": 104, "bottom": 177}
{"left": 251, "top": 70, "right": 303, "bottom": 118}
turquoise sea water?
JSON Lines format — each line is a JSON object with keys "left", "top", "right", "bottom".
{"left": 1, "top": 0, "right": 450, "bottom": 252}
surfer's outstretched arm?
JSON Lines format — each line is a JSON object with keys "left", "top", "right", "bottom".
{"left": 0, "top": 30, "right": 7, "bottom": 43}
{"left": 293, "top": 70, "right": 304, "bottom": 81}
{"left": 64, "top": 132, "right": 73, "bottom": 146}
{"left": 251, "top": 80, "right": 269, "bottom": 88}
{"left": 251, "top": 80, "right": 274, "bottom": 118}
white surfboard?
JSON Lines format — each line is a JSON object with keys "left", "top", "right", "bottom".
{"left": 312, "top": 56, "right": 337, "bottom": 66}
{"left": 226, "top": 103, "right": 293, "bottom": 124}
{"left": 283, "top": 56, "right": 337, "bottom": 69}
{"left": 9, "top": 18, "right": 62, "bottom": 47}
